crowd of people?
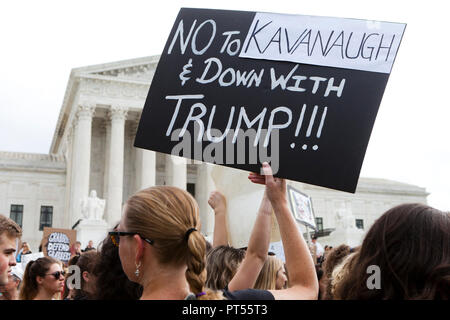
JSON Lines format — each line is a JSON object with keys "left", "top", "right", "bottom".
{"left": 0, "top": 163, "right": 449, "bottom": 300}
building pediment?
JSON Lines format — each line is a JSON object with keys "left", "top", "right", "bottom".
{"left": 72, "top": 55, "right": 161, "bottom": 83}
{"left": 50, "top": 55, "right": 161, "bottom": 154}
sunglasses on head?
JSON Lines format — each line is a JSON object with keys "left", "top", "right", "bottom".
{"left": 109, "top": 231, "right": 154, "bottom": 247}
{"left": 46, "top": 271, "right": 65, "bottom": 280}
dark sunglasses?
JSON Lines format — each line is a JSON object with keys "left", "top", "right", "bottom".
{"left": 109, "top": 231, "right": 154, "bottom": 247}
{"left": 46, "top": 271, "right": 65, "bottom": 280}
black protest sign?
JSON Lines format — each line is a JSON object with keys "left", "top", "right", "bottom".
{"left": 41, "top": 227, "right": 76, "bottom": 263}
{"left": 134, "top": 8, "right": 406, "bottom": 192}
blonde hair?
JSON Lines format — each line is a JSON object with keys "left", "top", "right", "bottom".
{"left": 124, "top": 186, "right": 222, "bottom": 300}
{"left": 206, "top": 245, "right": 246, "bottom": 290}
{"left": 254, "top": 256, "right": 284, "bottom": 290}
{"left": 330, "top": 252, "right": 357, "bottom": 298}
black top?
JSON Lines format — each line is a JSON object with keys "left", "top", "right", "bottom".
{"left": 222, "top": 288, "right": 275, "bottom": 300}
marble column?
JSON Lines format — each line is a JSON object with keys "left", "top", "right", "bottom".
{"left": 70, "top": 103, "right": 95, "bottom": 226}
{"left": 130, "top": 120, "right": 156, "bottom": 191}
{"left": 102, "top": 120, "right": 111, "bottom": 205}
{"left": 136, "top": 149, "right": 156, "bottom": 191}
{"left": 106, "top": 105, "right": 128, "bottom": 226}
{"left": 165, "top": 154, "right": 186, "bottom": 190}
{"left": 195, "top": 162, "right": 215, "bottom": 237}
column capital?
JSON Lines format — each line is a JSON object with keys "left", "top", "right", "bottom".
{"left": 109, "top": 105, "right": 128, "bottom": 121}
{"left": 75, "top": 102, "right": 96, "bottom": 121}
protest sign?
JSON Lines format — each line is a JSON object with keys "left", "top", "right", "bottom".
{"left": 41, "top": 227, "right": 76, "bottom": 264}
{"left": 21, "top": 252, "right": 44, "bottom": 269}
{"left": 287, "top": 185, "right": 317, "bottom": 230}
{"left": 134, "top": 8, "right": 406, "bottom": 192}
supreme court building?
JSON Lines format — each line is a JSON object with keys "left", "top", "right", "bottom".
{"left": 0, "top": 56, "right": 429, "bottom": 250}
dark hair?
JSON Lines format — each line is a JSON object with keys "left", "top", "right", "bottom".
{"left": 205, "top": 245, "right": 246, "bottom": 290}
{"left": 334, "top": 203, "right": 450, "bottom": 299}
{"left": 62, "top": 254, "right": 80, "bottom": 299}
{"left": 20, "top": 256, "right": 60, "bottom": 300}
{"left": 72, "top": 250, "right": 100, "bottom": 299}
{"left": 92, "top": 227, "right": 143, "bottom": 300}
{"left": 205, "top": 240, "right": 212, "bottom": 254}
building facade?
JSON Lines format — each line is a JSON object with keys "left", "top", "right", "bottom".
{"left": 0, "top": 56, "right": 429, "bottom": 250}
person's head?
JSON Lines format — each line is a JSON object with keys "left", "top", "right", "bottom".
{"left": 62, "top": 254, "right": 80, "bottom": 300}
{"left": 20, "top": 256, "right": 64, "bottom": 300}
{"left": 333, "top": 203, "right": 450, "bottom": 300}
{"left": 254, "top": 255, "right": 287, "bottom": 290}
{"left": 0, "top": 215, "right": 22, "bottom": 286}
{"left": 0, "top": 273, "right": 21, "bottom": 298}
{"left": 73, "top": 250, "right": 100, "bottom": 299}
{"left": 311, "top": 236, "right": 317, "bottom": 243}
{"left": 117, "top": 186, "right": 220, "bottom": 299}
{"left": 88, "top": 240, "right": 94, "bottom": 248}
{"left": 320, "top": 244, "right": 352, "bottom": 300}
{"left": 92, "top": 226, "right": 142, "bottom": 300}
{"left": 206, "top": 245, "right": 246, "bottom": 290}
{"left": 75, "top": 242, "right": 81, "bottom": 249}
{"left": 23, "top": 242, "right": 30, "bottom": 252}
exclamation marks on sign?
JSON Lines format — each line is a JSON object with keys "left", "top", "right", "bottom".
{"left": 290, "top": 104, "right": 328, "bottom": 151}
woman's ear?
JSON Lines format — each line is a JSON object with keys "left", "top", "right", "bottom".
{"left": 36, "top": 276, "right": 44, "bottom": 285}
{"left": 133, "top": 234, "right": 144, "bottom": 265}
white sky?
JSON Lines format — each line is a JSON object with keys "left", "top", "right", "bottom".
{"left": 0, "top": 0, "right": 448, "bottom": 210}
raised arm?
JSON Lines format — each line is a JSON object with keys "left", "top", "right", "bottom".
{"left": 248, "top": 163, "right": 318, "bottom": 300}
{"left": 227, "top": 190, "right": 272, "bottom": 291}
{"left": 208, "top": 191, "right": 229, "bottom": 248}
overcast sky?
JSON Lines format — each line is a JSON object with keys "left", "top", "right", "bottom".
{"left": 0, "top": 0, "right": 448, "bottom": 210}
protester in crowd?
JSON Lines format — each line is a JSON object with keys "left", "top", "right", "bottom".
{"left": 112, "top": 186, "right": 223, "bottom": 300}
{"left": 112, "top": 162, "right": 318, "bottom": 300}
{"left": 92, "top": 225, "right": 143, "bottom": 300}
{"left": 218, "top": 188, "right": 277, "bottom": 293}
{"left": 16, "top": 242, "right": 32, "bottom": 263}
{"left": 208, "top": 191, "right": 229, "bottom": 248}
{"left": 20, "top": 256, "right": 65, "bottom": 300}
{"left": 83, "top": 240, "right": 96, "bottom": 252}
{"left": 254, "top": 255, "right": 288, "bottom": 290}
{"left": 320, "top": 244, "right": 352, "bottom": 300}
{"left": 237, "top": 162, "right": 318, "bottom": 299}
{"left": 332, "top": 203, "right": 450, "bottom": 299}
{"left": 0, "top": 265, "right": 23, "bottom": 300}
{"left": 69, "top": 250, "right": 100, "bottom": 300}
{"left": 70, "top": 241, "right": 82, "bottom": 259}
{"left": 62, "top": 254, "right": 80, "bottom": 300}
{"left": 205, "top": 185, "right": 280, "bottom": 294}
{"left": 0, "top": 215, "right": 22, "bottom": 287}
{"left": 310, "top": 236, "right": 324, "bottom": 264}
{"left": 206, "top": 245, "right": 245, "bottom": 290}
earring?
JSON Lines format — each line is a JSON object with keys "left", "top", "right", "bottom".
{"left": 135, "top": 261, "right": 141, "bottom": 277}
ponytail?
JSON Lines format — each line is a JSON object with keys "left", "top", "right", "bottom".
{"left": 20, "top": 260, "right": 38, "bottom": 300}
{"left": 185, "top": 230, "right": 223, "bottom": 300}
{"left": 19, "top": 256, "right": 59, "bottom": 300}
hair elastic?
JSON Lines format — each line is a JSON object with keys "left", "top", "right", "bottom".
{"left": 195, "top": 292, "right": 206, "bottom": 298}
{"left": 184, "top": 228, "right": 197, "bottom": 241}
